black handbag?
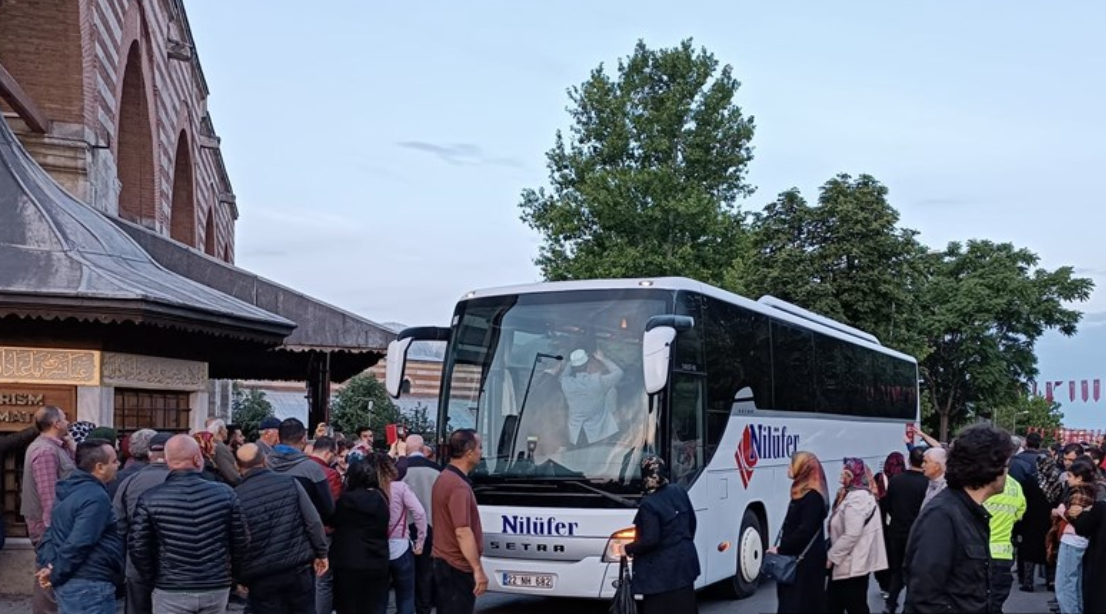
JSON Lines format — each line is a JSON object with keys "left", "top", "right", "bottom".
{"left": 609, "top": 556, "right": 637, "bottom": 614}
{"left": 762, "top": 528, "right": 819, "bottom": 585}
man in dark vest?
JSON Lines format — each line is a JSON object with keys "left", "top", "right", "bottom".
{"left": 234, "top": 443, "right": 329, "bottom": 613}
{"left": 21, "top": 405, "right": 76, "bottom": 614}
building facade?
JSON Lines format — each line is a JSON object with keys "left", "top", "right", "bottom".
{"left": 0, "top": 0, "right": 236, "bottom": 259}
{"left": 0, "top": 0, "right": 393, "bottom": 572}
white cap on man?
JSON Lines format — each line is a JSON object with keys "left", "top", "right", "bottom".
{"left": 569, "top": 349, "right": 589, "bottom": 368}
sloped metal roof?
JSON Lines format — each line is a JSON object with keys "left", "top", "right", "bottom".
{"left": 0, "top": 115, "right": 294, "bottom": 341}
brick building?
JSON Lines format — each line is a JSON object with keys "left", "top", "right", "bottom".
{"left": 0, "top": 0, "right": 393, "bottom": 585}
{"left": 0, "top": 0, "right": 236, "bottom": 258}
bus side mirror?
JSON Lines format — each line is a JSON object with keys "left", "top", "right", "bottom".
{"left": 385, "top": 338, "right": 414, "bottom": 398}
{"left": 642, "top": 316, "right": 694, "bottom": 395}
{"left": 386, "top": 326, "right": 452, "bottom": 398}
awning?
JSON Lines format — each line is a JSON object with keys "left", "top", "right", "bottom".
{"left": 113, "top": 219, "right": 395, "bottom": 381}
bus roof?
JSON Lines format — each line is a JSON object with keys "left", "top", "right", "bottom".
{"left": 458, "top": 277, "right": 918, "bottom": 365}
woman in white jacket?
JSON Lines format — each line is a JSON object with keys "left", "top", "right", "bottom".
{"left": 827, "top": 457, "right": 889, "bottom": 614}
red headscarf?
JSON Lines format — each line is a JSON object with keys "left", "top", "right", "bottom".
{"left": 875, "top": 451, "right": 906, "bottom": 499}
{"left": 193, "top": 431, "right": 216, "bottom": 460}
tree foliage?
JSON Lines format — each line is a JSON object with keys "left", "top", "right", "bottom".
{"left": 331, "top": 375, "right": 403, "bottom": 438}
{"left": 231, "top": 387, "right": 274, "bottom": 443}
{"left": 519, "top": 39, "right": 755, "bottom": 286}
{"left": 405, "top": 402, "right": 437, "bottom": 438}
{"left": 916, "top": 241, "right": 1092, "bottom": 439}
{"left": 746, "top": 175, "right": 925, "bottom": 352}
{"left": 989, "top": 394, "right": 1064, "bottom": 438}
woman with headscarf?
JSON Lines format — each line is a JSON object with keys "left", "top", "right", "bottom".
{"left": 771, "top": 451, "right": 830, "bottom": 614}
{"left": 873, "top": 452, "right": 905, "bottom": 595}
{"left": 827, "top": 458, "right": 888, "bottom": 614}
{"left": 192, "top": 431, "right": 221, "bottom": 482}
{"left": 67, "top": 421, "right": 96, "bottom": 445}
{"left": 623, "top": 456, "right": 700, "bottom": 614}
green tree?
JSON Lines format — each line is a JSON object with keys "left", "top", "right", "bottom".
{"left": 231, "top": 386, "right": 274, "bottom": 443}
{"left": 331, "top": 375, "right": 403, "bottom": 439}
{"left": 746, "top": 175, "right": 925, "bottom": 352}
{"left": 519, "top": 39, "right": 755, "bottom": 286}
{"left": 990, "top": 394, "right": 1064, "bottom": 438}
{"left": 405, "top": 402, "right": 437, "bottom": 438}
{"left": 917, "top": 241, "right": 1092, "bottom": 440}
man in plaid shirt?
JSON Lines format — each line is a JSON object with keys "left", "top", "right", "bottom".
{"left": 20, "top": 406, "right": 77, "bottom": 614}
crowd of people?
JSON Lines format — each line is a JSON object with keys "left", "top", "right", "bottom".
{"left": 15, "top": 404, "right": 490, "bottom": 614}
{"left": 766, "top": 426, "right": 1106, "bottom": 614}
{"left": 15, "top": 401, "right": 1106, "bottom": 614}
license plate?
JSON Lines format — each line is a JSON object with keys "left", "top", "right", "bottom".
{"left": 501, "top": 572, "right": 555, "bottom": 589}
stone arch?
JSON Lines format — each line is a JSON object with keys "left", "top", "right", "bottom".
{"left": 169, "top": 130, "right": 197, "bottom": 246}
{"left": 115, "top": 41, "right": 156, "bottom": 226}
{"left": 204, "top": 206, "right": 217, "bottom": 256}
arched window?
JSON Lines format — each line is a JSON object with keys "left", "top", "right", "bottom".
{"left": 169, "top": 131, "right": 197, "bottom": 246}
{"left": 116, "top": 42, "right": 156, "bottom": 226}
{"left": 204, "top": 207, "right": 217, "bottom": 256}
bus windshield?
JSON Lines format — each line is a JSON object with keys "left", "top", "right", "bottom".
{"left": 440, "top": 289, "right": 669, "bottom": 489}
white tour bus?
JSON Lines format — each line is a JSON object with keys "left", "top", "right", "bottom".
{"left": 386, "top": 277, "right": 919, "bottom": 600}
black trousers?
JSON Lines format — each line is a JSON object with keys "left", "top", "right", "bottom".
{"left": 414, "top": 526, "right": 435, "bottom": 614}
{"left": 124, "top": 576, "right": 153, "bottom": 614}
{"left": 247, "top": 565, "right": 316, "bottom": 614}
{"left": 640, "top": 585, "right": 697, "bottom": 614}
{"left": 989, "top": 559, "right": 1015, "bottom": 614}
{"left": 433, "top": 558, "right": 476, "bottom": 614}
{"left": 828, "top": 575, "right": 871, "bottom": 614}
{"left": 884, "top": 535, "right": 908, "bottom": 613}
{"left": 334, "top": 569, "right": 389, "bottom": 614}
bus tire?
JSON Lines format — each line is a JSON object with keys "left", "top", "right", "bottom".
{"left": 723, "top": 508, "right": 763, "bottom": 599}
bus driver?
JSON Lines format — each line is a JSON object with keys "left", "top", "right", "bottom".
{"left": 559, "top": 348, "right": 624, "bottom": 448}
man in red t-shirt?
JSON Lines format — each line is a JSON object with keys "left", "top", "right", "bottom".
{"left": 307, "top": 435, "right": 342, "bottom": 614}
{"left": 431, "top": 429, "right": 486, "bottom": 614}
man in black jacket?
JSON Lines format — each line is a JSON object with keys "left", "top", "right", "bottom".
{"left": 1009, "top": 432, "right": 1051, "bottom": 591}
{"left": 129, "top": 434, "right": 249, "bottom": 614}
{"left": 235, "top": 443, "right": 329, "bottom": 614}
{"left": 884, "top": 447, "right": 930, "bottom": 614}
{"left": 268, "top": 418, "right": 335, "bottom": 523}
{"left": 904, "top": 425, "right": 1017, "bottom": 614}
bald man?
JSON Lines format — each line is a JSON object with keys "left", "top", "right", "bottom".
{"left": 233, "top": 443, "right": 328, "bottom": 614}
{"left": 403, "top": 433, "right": 441, "bottom": 614}
{"left": 129, "top": 435, "right": 248, "bottom": 614}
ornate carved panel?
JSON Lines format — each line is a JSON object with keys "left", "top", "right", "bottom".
{"left": 101, "top": 353, "right": 207, "bottom": 391}
{"left": 0, "top": 347, "right": 99, "bottom": 385}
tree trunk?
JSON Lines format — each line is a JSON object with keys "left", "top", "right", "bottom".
{"left": 939, "top": 410, "right": 950, "bottom": 444}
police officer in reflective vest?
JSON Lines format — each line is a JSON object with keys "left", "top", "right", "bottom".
{"left": 984, "top": 473, "right": 1027, "bottom": 614}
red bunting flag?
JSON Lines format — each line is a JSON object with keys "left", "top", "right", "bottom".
{"left": 1083, "top": 380, "right": 1090, "bottom": 403}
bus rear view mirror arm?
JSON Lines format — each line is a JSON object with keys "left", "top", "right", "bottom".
{"left": 385, "top": 326, "right": 451, "bottom": 398}
{"left": 642, "top": 316, "right": 695, "bottom": 395}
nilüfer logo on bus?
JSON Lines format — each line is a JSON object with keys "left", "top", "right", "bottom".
{"left": 735, "top": 424, "right": 801, "bottom": 488}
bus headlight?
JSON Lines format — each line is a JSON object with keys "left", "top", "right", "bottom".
{"left": 603, "top": 527, "right": 636, "bottom": 562}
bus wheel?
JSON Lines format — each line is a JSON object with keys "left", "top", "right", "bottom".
{"left": 724, "top": 508, "right": 763, "bottom": 599}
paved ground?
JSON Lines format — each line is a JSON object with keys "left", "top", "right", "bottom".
{"left": 0, "top": 579, "right": 1056, "bottom": 613}
{"left": 473, "top": 579, "right": 1057, "bottom": 613}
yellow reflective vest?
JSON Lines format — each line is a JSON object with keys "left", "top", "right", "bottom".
{"left": 985, "top": 476, "right": 1027, "bottom": 560}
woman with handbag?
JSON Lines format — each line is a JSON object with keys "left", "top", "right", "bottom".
{"left": 378, "top": 452, "right": 427, "bottom": 614}
{"left": 769, "top": 451, "right": 830, "bottom": 614}
{"left": 827, "top": 458, "right": 888, "bottom": 614}
{"left": 623, "top": 456, "right": 700, "bottom": 614}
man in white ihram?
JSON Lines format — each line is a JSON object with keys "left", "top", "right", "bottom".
{"left": 560, "top": 348, "right": 623, "bottom": 448}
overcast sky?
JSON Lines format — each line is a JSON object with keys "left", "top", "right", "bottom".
{"left": 186, "top": 1, "right": 1105, "bottom": 426}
